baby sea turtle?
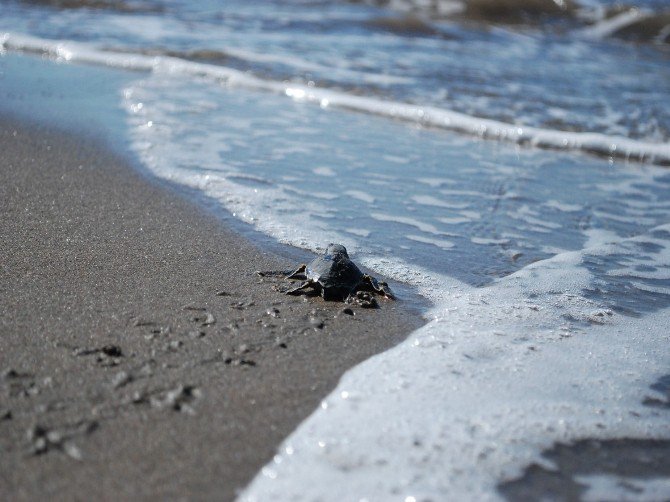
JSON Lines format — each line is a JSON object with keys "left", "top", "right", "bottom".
{"left": 259, "top": 244, "right": 394, "bottom": 302}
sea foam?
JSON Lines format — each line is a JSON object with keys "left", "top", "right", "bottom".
{"left": 2, "top": 32, "right": 670, "bottom": 166}
{"left": 241, "top": 228, "right": 670, "bottom": 501}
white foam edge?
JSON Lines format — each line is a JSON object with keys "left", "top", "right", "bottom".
{"left": 579, "top": 7, "right": 650, "bottom": 40}
{"left": 221, "top": 46, "right": 413, "bottom": 86}
{"left": 3, "top": 31, "right": 669, "bottom": 166}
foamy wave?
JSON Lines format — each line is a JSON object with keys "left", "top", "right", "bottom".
{"left": 3, "top": 32, "right": 670, "bottom": 165}
{"left": 579, "top": 6, "right": 670, "bottom": 44}
{"left": 579, "top": 7, "right": 650, "bottom": 39}
{"left": 241, "top": 227, "right": 670, "bottom": 501}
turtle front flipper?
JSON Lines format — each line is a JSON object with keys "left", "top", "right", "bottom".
{"left": 286, "top": 264, "right": 308, "bottom": 280}
{"left": 256, "top": 269, "right": 295, "bottom": 278}
{"left": 360, "top": 275, "right": 395, "bottom": 300}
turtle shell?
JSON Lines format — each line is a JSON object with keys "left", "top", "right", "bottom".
{"left": 306, "top": 244, "right": 364, "bottom": 301}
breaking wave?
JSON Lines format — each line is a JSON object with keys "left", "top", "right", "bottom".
{"left": 2, "top": 32, "right": 669, "bottom": 165}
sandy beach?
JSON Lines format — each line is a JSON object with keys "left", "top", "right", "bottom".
{"left": 0, "top": 116, "right": 423, "bottom": 500}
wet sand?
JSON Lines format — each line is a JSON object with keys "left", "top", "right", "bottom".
{"left": 499, "top": 438, "right": 670, "bottom": 500}
{"left": 0, "top": 117, "right": 424, "bottom": 500}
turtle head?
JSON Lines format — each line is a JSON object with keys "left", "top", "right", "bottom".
{"left": 325, "top": 243, "right": 349, "bottom": 258}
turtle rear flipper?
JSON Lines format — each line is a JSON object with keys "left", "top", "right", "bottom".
{"left": 360, "top": 275, "right": 395, "bottom": 300}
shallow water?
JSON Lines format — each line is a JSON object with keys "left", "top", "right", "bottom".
{"left": 2, "top": 0, "right": 670, "bottom": 142}
{"left": 1, "top": 0, "right": 670, "bottom": 499}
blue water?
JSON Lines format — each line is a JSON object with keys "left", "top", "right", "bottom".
{"left": 123, "top": 73, "right": 670, "bottom": 294}
{"left": 2, "top": 0, "right": 669, "bottom": 140}
{"left": 0, "top": 52, "right": 131, "bottom": 147}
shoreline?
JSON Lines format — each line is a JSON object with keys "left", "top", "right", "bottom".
{"left": 2, "top": 50, "right": 669, "bottom": 501}
{"left": 0, "top": 116, "right": 424, "bottom": 500}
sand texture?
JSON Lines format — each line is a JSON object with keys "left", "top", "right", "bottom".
{"left": 0, "top": 118, "right": 423, "bottom": 501}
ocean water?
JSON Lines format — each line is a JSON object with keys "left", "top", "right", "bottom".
{"left": 1, "top": 0, "right": 670, "bottom": 499}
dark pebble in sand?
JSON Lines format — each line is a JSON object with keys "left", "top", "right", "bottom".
{"left": 2, "top": 369, "right": 17, "bottom": 379}
{"left": 27, "top": 421, "right": 97, "bottom": 460}
{"left": 102, "top": 345, "right": 123, "bottom": 357}
{"left": 215, "top": 290, "right": 232, "bottom": 296}
{"left": 133, "top": 318, "right": 155, "bottom": 327}
{"left": 182, "top": 305, "right": 206, "bottom": 311}
{"left": 1, "top": 409, "right": 12, "bottom": 421}
{"left": 309, "top": 317, "right": 325, "bottom": 329}
{"left": 341, "top": 307, "right": 355, "bottom": 316}
{"left": 150, "top": 384, "right": 201, "bottom": 414}
{"left": 235, "top": 358, "right": 257, "bottom": 367}
{"left": 349, "top": 291, "right": 378, "bottom": 309}
{"left": 191, "top": 312, "right": 216, "bottom": 326}
{"left": 266, "top": 307, "right": 280, "bottom": 318}
{"left": 2, "top": 369, "right": 32, "bottom": 380}
{"left": 74, "top": 345, "right": 123, "bottom": 359}
{"left": 131, "top": 391, "right": 147, "bottom": 404}
{"left": 188, "top": 330, "right": 206, "bottom": 339}
{"left": 223, "top": 352, "right": 257, "bottom": 367}
{"left": 8, "top": 380, "right": 39, "bottom": 398}
{"left": 28, "top": 425, "right": 59, "bottom": 455}
{"left": 230, "top": 300, "right": 255, "bottom": 310}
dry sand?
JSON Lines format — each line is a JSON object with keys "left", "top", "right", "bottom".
{"left": 0, "top": 117, "right": 424, "bottom": 500}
